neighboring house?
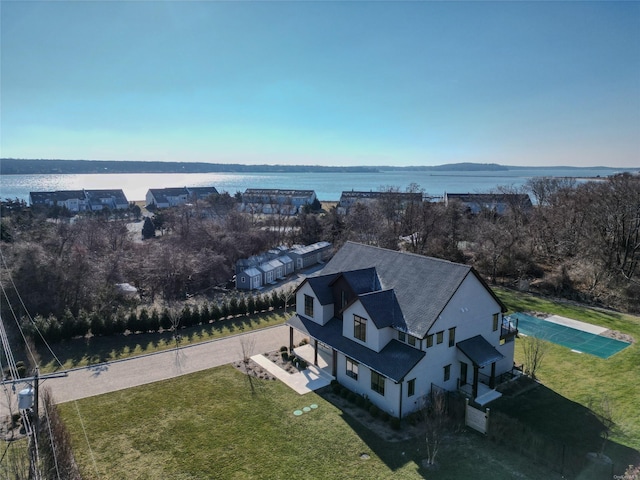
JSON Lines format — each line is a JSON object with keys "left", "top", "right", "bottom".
{"left": 240, "top": 189, "right": 317, "bottom": 215}
{"left": 186, "top": 186, "right": 219, "bottom": 202}
{"left": 145, "top": 186, "right": 219, "bottom": 209}
{"left": 337, "top": 191, "right": 423, "bottom": 215}
{"left": 84, "top": 189, "right": 129, "bottom": 211}
{"left": 287, "top": 241, "right": 332, "bottom": 271}
{"left": 30, "top": 190, "right": 88, "bottom": 212}
{"left": 286, "top": 242, "right": 517, "bottom": 419}
{"left": 443, "top": 193, "right": 533, "bottom": 215}
{"left": 146, "top": 188, "right": 189, "bottom": 209}
{"left": 235, "top": 242, "right": 332, "bottom": 290}
{"left": 29, "top": 189, "right": 129, "bottom": 212}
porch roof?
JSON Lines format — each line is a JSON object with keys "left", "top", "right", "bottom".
{"left": 287, "top": 314, "right": 424, "bottom": 382}
{"left": 456, "top": 335, "right": 504, "bottom": 368}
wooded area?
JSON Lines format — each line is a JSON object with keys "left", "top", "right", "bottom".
{"left": 1, "top": 173, "right": 639, "bottom": 334}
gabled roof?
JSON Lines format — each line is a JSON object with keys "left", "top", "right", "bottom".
{"left": 148, "top": 187, "right": 189, "bottom": 203}
{"left": 456, "top": 335, "right": 504, "bottom": 367}
{"left": 305, "top": 274, "right": 338, "bottom": 306}
{"left": 313, "top": 242, "right": 501, "bottom": 338}
{"left": 242, "top": 267, "right": 262, "bottom": 277}
{"left": 331, "top": 267, "right": 380, "bottom": 295}
{"left": 85, "top": 189, "right": 128, "bottom": 205}
{"left": 287, "top": 314, "right": 424, "bottom": 382}
{"left": 186, "top": 186, "right": 218, "bottom": 198}
{"left": 29, "top": 190, "right": 86, "bottom": 203}
{"left": 359, "top": 289, "right": 405, "bottom": 329}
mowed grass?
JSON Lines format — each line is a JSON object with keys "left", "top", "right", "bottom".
{"left": 59, "top": 365, "right": 564, "bottom": 480}
{"left": 38, "top": 310, "right": 290, "bottom": 373}
{"left": 494, "top": 288, "right": 640, "bottom": 465}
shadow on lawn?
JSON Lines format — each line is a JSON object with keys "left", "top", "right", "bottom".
{"left": 37, "top": 313, "right": 285, "bottom": 371}
{"left": 492, "top": 383, "right": 640, "bottom": 479}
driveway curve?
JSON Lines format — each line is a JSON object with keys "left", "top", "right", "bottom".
{"left": 45, "top": 325, "right": 304, "bottom": 404}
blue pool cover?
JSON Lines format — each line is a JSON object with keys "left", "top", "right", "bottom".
{"left": 510, "top": 312, "right": 631, "bottom": 359}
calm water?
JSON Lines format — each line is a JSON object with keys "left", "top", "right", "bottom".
{"left": 1, "top": 167, "right": 636, "bottom": 202}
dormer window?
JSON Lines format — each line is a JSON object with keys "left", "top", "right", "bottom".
{"left": 398, "top": 331, "right": 406, "bottom": 342}
{"left": 354, "top": 315, "right": 367, "bottom": 342}
{"left": 304, "top": 294, "right": 314, "bottom": 317}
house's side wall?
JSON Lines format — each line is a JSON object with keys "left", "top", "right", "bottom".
{"left": 341, "top": 301, "right": 382, "bottom": 352}
{"left": 145, "top": 191, "right": 155, "bottom": 206}
{"left": 427, "top": 273, "right": 511, "bottom": 389}
{"left": 336, "top": 353, "right": 401, "bottom": 417}
{"left": 295, "top": 283, "right": 333, "bottom": 325}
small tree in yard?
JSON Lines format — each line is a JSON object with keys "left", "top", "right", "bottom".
{"left": 521, "top": 334, "right": 548, "bottom": 380}
{"left": 423, "top": 390, "right": 450, "bottom": 467}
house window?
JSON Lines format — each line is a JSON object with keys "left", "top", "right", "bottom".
{"left": 240, "top": 276, "right": 245, "bottom": 283}
{"left": 426, "top": 334, "right": 434, "bottom": 348}
{"left": 444, "top": 364, "right": 451, "bottom": 382}
{"left": 448, "top": 327, "right": 456, "bottom": 347}
{"left": 354, "top": 315, "right": 367, "bottom": 342}
{"left": 408, "top": 335, "right": 417, "bottom": 347}
{"left": 493, "top": 313, "right": 499, "bottom": 331}
{"left": 436, "top": 331, "right": 444, "bottom": 344}
{"left": 304, "top": 295, "right": 314, "bottom": 317}
{"left": 346, "top": 357, "right": 359, "bottom": 380}
{"left": 407, "top": 379, "right": 416, "bottom": 397}
{"left": 398, "top": 331, "right": 406, "bottom": 342}
{"left": 371, "top": 371, "right": 385, "bottom": 395}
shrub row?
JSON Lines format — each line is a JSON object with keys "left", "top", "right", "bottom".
{"left": 330, "top": 380, "right": 401, "bottom": 430}
{"left": 23, "top": 290, "right": 295, "bottom": 345}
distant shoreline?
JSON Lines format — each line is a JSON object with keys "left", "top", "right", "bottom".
{"left": 1, "top": 158, "right": 633, "bottom": 176}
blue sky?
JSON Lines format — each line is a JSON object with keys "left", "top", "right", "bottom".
{"left": 1, "top": 1, "right": 639, "bottom": 167}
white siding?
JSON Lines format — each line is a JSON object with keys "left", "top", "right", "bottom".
{"left": 342, "top": 301, "right": 382, "bottom": 352}
{"left": 295, "top": 282, "right": 333, "bottom": 325}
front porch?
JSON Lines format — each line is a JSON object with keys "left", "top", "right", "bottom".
{"left": 292, "top": 343, "right": 334, "bottom": 377}
{"left": 458, "top": 378, "right": 502, "bottom": 406}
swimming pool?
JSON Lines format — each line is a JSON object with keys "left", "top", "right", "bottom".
{"left": 510, "top": 312, "right": 631, "bottom": 359}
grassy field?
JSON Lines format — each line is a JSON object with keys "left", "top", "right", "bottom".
{"left": 59, "top": 365, "right": 565, "bottom": 480}
{"left": 493, "top": 288, "right": 640, "bottom": 469}
{"left": 53, "top": 288, "right": 640, "bottom": 478}
{"left": 38, "top": 310, "right": 290, "bottom": 373}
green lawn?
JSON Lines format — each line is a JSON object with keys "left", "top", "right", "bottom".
{"left": 493, "top": 288, "right": 640, "bottom": 470}
{"left": 38, "top": 310, "right": 290, "bottom": 373}
{"left": 59, "top": 365, "right": 564, "bottom": 480}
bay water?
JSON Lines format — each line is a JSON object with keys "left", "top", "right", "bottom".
{"left": 1, "top": 167, "right": 635, "bottom": 203}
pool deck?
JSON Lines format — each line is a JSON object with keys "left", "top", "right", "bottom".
{"left": 544, "top": 315, "right": 608, "bottom": 335}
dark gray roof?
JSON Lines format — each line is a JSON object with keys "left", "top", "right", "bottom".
{"left": 148, "top": 187, "right": 188, "bottom": 203}
{"left": 456, "top": 335, "right": 504, "bottom": 367}
{"left": 333, "top": 268, "right": 380, "bottom": 295}
{"left": 287, "top": 314, "right": 424, "bottom": 382}
{"left": 359, "top": 289, "right": 405, "bottom": 329}
{"left": 313, "top": 242, "right": 475, "bottom": 338}
{"left": 85, "top": 189, "right": 128, "bottom": 205}
{"left": 186, "top": 186, "right": 218, "bottom": 198}
{"left": 306, "top": 274, "right": 338, "bottom": 305}
{"left": 29, "top": 190, "right": 86, "bottom": 203}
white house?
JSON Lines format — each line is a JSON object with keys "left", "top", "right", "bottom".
{"left": 286, "top": 242, "right": 517, "bottom": 419}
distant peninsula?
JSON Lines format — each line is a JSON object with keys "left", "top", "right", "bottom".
{"left": 0, "top": 159, "right": 511, "bottom": 175}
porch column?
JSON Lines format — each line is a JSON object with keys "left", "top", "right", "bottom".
{"left": 314, "top": 339, "right": 318, "bottom": 366}
{"left": 332, "top": 349, "right": 338, "bottom": 377}
{"left": 490, "top": 362, "right": 496, "bottom": 389}
{"left": 472, "top": 365, "right": 479, "bottom": 399}
{"left": 289, "top": 327, "right": 294, "bottom": 352}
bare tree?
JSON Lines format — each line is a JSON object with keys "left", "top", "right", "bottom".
{"left": 588, "top": 394, "right": 616, "bottom": 459}
{"left": 239, "top": 334, "right": 257, "bottom": 394}
{"left": 521, "top": 334, "right": 548, "bottom": 380}
{"left": 423, "top": 390, "right": 450, "bottom": 467}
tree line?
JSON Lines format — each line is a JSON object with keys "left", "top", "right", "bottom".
{"left": 1, "top": 172, "right": 639, "bottom": 331}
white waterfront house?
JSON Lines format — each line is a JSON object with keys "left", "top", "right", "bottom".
{"left": 286, "top": 242, "right": 517, "bottom": 418}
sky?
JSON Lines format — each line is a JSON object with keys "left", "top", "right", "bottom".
{"left": 1, "top": 1, "right": 639, "bottom": 168}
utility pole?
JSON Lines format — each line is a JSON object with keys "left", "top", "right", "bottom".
{"left": 3, "top": 368, "right": 67, "bottom": 480}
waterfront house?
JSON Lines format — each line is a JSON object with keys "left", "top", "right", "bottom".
{"left": 337, "top": 190, "right": 423, "bottom": 215}
{"left": 443, "top": 193, "right": 532, "bottom": 215}
{"left": 29, "top": 189, "right": 129, "bottom": 212}
{"left": 286, "top": 242, "right": 517, "bottom": 418}
{"left": 240, "top": 189, "right": 317, "bottom": 215}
